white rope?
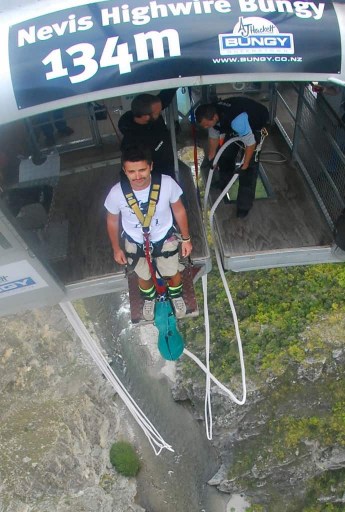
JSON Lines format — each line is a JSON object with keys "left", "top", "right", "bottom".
{"left": 261, "top": 151, "right": 287, "bottom": 164}
{"left": 203, "top": 136, "right": 244, "bottom": 221}
{"left": 184, "top": 137, "right": 247, "bottom": 440}
{"left": 59, "top": 301, "right": 174, "bottom": 456}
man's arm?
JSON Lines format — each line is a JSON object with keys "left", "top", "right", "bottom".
{"left": 241, "top": 143, "right": 256, "bottom": 170}
{"left": 208, "top": 137, "right": 220, "bottom": 161}
{"left": 117, "top": 111, "right": 131, "bottom": 136}
{"left": 231, "top": 113, "right": 256, "bottom": 170}
{"left": 106, "top": 212, "right": 127, "bottom": 265}
{"left": 170, "top": 199, "right": 193, "bottom": 258}
{"left": 157, "top": 88, "right": 178, "bottom": 110}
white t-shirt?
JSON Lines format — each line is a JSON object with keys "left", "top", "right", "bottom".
{"left": 104, "top": 174, "right": 183, "bottom": 243}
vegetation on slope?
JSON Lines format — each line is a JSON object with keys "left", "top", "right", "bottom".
{"left": 180, "top": 264, "right": 345, "bottom": 381}
{"left": 110, "top": 441, "right": 140, "bottom": 477}
{"left": 179, "top": 263, "right": 345, "bottom": 511}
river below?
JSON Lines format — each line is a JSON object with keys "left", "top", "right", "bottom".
{"left": 84, "top": 291, "right": 231, "bottom": 512}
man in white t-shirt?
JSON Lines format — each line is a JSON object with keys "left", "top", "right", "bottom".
{"left": 104, "top": 145, "right": 192, "bottom": 321}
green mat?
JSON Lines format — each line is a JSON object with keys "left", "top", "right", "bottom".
{"left": 226, "top": 174, "right": 268, "bottom": 201}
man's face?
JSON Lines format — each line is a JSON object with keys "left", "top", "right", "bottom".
{"left": 199, "top": 114, "right": 218, "bottom": 129}
{"left": 150, "top": 100, "right": 163, "bottom": 121}
{"left": 122, "top": 160, "right": 152, "bottom": 190}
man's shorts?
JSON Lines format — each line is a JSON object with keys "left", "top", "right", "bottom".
{"left": 125, "top": 236, "right": 180, "bottom": 281}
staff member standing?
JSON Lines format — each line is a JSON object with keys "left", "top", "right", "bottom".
{"left": 196, "top": 97, "right": 269, "bottom": 218}
{"left": 118, "top": 89, "right": 177, "bottom": 179}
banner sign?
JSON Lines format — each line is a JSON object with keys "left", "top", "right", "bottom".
{"left": 0, "top": 260, "right": 48, "bottom": 298}
{"left": 8, "top": 0, "right": 341, "bottom": 109}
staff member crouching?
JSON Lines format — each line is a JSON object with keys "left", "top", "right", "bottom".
{"left": 196, "top": 97, "right": 269, "bottom": 218}
{"left": 104, "top": 144, "right": 192, "bottom": 321}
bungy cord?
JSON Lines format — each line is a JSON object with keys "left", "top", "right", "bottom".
{"left": 194, "top": 134, "right": 287, "bottom": 438}
{"left": 185, "top": 137, "right": 248, "bottom": 440}
{"left": 60, "top": 301, "right": 174, "bottom": 456}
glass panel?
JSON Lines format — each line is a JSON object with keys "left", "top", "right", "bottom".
{"left": 0, "top": 231, "right": 11, "bottom": 249}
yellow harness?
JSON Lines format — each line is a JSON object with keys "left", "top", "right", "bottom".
{"left": 123, "top": 180, "right": 161, "bottom": 232}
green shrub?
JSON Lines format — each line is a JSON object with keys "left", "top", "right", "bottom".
{"left": 180, "top": 263, "right": 345, "bottom": 383}
{"left": 109, "top": 441, "right": 140, "bottom": 477}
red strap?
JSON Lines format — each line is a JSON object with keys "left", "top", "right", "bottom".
{"left": 191, "top": 123, "right": 199, "bottom": 183}
{"left": 143, "top": 234, "right": 166, "bottom": 296}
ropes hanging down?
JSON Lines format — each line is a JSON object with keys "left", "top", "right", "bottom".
{"left": 191, "top": 133, "right": 287, "bottom": 437}
{"left": 60, "top": 301, "right": 174, "bottom": 456}
{"left": 181, "top": 137, "right": 248, "bottom": 440}
{"left": 203, "top": 136, "right": 244, "bottom": 220}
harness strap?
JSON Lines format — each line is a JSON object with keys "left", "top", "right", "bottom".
{"left": 124, "top": 183, "right": 160, "bottom": 229}
{"left": 125, "top": 243, "right": 178, "bottom": 259}
{"left": 124, "top": 227, "right": 177, "bottom": 258}
{"left": 120, "top": 173, "right": 162, "bottom": 231}
{"left": 143, "top": 233, "right": 167, "bottom": 296}
{"left": 188, "top": 87, "right": 199, "bottom": 183}
{"left": 121, "top": 173, "right": 168, "bottom": 296}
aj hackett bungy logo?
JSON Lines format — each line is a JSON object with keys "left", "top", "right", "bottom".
{"left": 219, "top": 16, "right": 294, "bottom": 56}
{"left": 0, "top": 261, "right": 48, "bottom": 298}
{"left": 0, "top": 277, "right": 36, "bottom": 294}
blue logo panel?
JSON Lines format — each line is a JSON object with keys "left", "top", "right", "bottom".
{"left": 0, "top": 277, "right": 36, "bottom": 294}
{"left": 219, "top": 34, "right": 294, "bottom": 55}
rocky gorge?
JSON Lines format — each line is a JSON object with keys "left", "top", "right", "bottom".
{"left": 0, "top": 305, "right": 144, "bottom": 512}
{"left": 1, "top": 263, "right": 345, "bottom": 512}
{"left": 175, "top": 300, "right": 345, "bottom": 511}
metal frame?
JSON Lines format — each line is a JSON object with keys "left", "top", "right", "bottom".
{"left": 273, "top": 82, "right": 345, "bottom": 229}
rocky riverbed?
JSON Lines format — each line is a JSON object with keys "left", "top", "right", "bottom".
{"left": 0, "top": 305, "right": 144, "bottom": 512}
{"left": 0, "top": 297, "right": 231, "bottom": 512}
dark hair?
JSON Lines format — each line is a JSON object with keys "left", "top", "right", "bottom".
{"left": 121, "top": 144, "right": 153, "bottom": 166}
{"left": 131, "top": 94, "right": 157, "bottom": 117}
{"left": 195, "top": 104, "right": 217, "bottom": 123}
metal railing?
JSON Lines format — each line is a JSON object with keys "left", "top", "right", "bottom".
{"left": 27, "top": 99, "right": 123, "bottom": 156}
{"left": 273, "top": 82, "right": 345, "bottom": 228}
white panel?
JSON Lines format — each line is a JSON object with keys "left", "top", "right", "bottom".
{"left": 0, "top": 259, "right": 48, "bottom": 298}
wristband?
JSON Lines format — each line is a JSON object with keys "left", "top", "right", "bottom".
{"left": 181, "top": 236, "right": 191, "bottom": 242}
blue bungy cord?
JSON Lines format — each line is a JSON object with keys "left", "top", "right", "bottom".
{"left": 154, "top": 300, "right": 185, "bottom": 361}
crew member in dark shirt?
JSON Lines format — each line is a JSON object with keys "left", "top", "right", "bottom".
{"left": 196, "top": 97, "right": 269, "bottom": 218}
{"left": 118, "top": 89, "right": 177, "bottom": 179}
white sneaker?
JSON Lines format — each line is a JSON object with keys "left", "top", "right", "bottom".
{"left": 171, "top": 296, "right": 186, "bottom": 319}
{"left": 142, "top": 300, "right": 155, "bottom": 321}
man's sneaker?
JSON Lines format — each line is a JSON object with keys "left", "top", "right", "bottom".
{"left": 171, "top": 296, "right": 187, "bottom": 319}
{"left": 142, "top": 299, "right": 155, "bottom": 321}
